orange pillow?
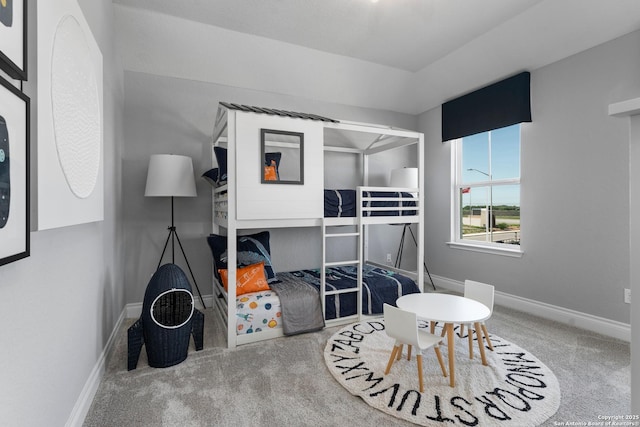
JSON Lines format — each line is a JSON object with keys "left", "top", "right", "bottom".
{"left": 264, "top": 160, "right": 278, "bottom": 181}
{"left": 218, "top": 262, "right": 270, "bottom": 296}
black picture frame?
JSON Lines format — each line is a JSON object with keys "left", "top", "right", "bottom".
{"left": 260, "top": 128, "right": 304, "bottom": 185}
{"left": 0, "top": 0, "right": 27, "bottom": 80}
{"left": 0, "top": 74, "right": 30, "bottom": 266}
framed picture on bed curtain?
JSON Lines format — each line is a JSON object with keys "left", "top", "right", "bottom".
{"left": 0, "top": 74, "right": 30, "bottom": 266}
{"left": 0, "top": 0, "right": 27, "bottom": 80}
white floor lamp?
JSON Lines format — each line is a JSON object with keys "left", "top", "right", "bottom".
{"left": 145, "top": 154, "right": 205, "bottom": 308}
{"left": 390, "top": 168, "right": 436, "bottom": 291}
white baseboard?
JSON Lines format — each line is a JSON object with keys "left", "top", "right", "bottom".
{"left": 65, "top": 307, "right": 127, "bottom": 427}
{"left": 431, "top": 275, "right": 631, "bottom": 342}
{"left": 67, "top": 294, "right": 215, "bottom": 427}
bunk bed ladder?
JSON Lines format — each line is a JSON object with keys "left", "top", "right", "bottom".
{"left": 321, "top": 217, "right": 363, "bottom": 322}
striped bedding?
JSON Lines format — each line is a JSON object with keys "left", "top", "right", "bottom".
{"left": 234, "top": 265, "right": 420, "bottom": 335}
{"left": 324, "top": 189, "right": 417, "bottom": 218}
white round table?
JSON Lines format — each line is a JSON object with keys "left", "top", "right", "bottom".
{"left": 396, "top": 293, "right": 491, "bottom": 387}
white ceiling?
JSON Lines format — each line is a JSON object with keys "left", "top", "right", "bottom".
{"left": 112, "top": 0, "right": 640, "bottom": 113}
{"left": 112, "top": 0, "right": 548, "bottom": 72}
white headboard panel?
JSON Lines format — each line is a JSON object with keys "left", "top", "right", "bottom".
{"left": 234, "top": 112, "right": 324, "bottom": 220}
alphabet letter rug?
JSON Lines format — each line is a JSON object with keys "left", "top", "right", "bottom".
{"left": 324, "top": 321, "right": 560, "bottom": 426}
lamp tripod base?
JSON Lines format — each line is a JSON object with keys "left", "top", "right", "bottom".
{"left": 395, "top": 224, "right": 436, "bottom": 291}
{"left": 157, "top": 226, "right": 206, "bottom": 309}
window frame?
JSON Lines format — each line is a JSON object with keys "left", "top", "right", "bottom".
{"left": 447, "top": 127, "right": 524, "bottom": 258}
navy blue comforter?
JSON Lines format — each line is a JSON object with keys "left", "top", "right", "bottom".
{"left": 324, "top": 189, "right": 417, "bottom": 218}
{"left": 276, "top": 265, "right": 421, "bottom": 320}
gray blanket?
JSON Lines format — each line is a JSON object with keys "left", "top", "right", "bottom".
{"left": 269, "top": 276, "right": 325, "bottom": 336}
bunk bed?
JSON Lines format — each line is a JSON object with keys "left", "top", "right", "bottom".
{"left": 208, "top": 102, "right": 425, "bottom": 348}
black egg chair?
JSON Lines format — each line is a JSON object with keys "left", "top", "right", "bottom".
{"left": 127, "top": 263, "right": 204, "bottom": 370}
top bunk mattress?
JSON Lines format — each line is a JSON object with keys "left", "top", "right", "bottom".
{"left": 324, "top": 189, "right": 417, "bottom": 218}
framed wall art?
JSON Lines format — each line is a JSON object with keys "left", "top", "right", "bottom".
{"left": 0, "top": 74, "right": 30, "bottom": 266}
{"left": 0, "top": 0, "right": 27, "bottom": 80}
{"left": 37, "top": 0, "right": 103, "bottom": 230}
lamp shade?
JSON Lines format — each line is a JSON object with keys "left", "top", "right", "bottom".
{"left": 389, "top": 167, "right": 418, "bottom": 189}
{"left": 145, "top": 154, "right": 197, "bottom": 197}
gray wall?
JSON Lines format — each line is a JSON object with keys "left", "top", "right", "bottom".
{"left": 421, "top": 30, "right": 640, "bottom": 324}
{"left": 0, "top": 1, "right": 125, "bottom": 425}
{"left": 122, "top": 71, "right": 419, "bottom": 304}
{"left": 1, "top": 4, "right": 636, "bottom": 424}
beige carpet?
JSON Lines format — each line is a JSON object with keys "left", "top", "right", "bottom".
{"left": 324, "top": 320, "right": 560, "bottom": 426}
{"left": 83, "top": 304, "right": 630, "bottom": 426}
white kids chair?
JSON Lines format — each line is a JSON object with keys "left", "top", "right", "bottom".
{"left": 460, "top": 279, "right": 495, "bottom": 358}
{"left": 383, "top": 303, "right": 447, "bottom": 392}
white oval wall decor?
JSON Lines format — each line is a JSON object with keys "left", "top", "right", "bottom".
{"left": 51, "top": 14, "right": 101, "bottom": 199}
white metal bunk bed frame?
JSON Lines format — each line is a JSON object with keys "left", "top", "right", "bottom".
{"left": 211, "top": 104, "right": 424, "bottom": 348}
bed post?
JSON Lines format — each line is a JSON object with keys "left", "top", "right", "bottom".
{"left": 417, "top": 133, "right": 425, "bottom": 292}
{"left": 362, "top": 151, "right": 369, "bottom": 270}
{"left": 226, "top": 110, "right": 238, "bottom": 348}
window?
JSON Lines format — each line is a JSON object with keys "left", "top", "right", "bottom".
{"left": 451, "top": 124, "right": 521, "bottom": 254}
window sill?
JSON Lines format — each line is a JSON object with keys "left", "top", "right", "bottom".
{"left": 446, "top": 241, "right": 524, "bottom": 258}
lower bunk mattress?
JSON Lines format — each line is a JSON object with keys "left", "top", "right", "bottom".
{"left": 234, "top": 265, "right": 421, "bottom": 336}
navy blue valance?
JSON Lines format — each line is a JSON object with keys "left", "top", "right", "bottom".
{"left": 442, "top": 71, "right": 531, "bottom": 141}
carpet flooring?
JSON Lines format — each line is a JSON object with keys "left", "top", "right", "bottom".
{"left": 83, "top": 302, "right": 630, "bottom": 426}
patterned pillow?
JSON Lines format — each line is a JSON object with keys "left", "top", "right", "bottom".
{"left": 201, "top": 168, "right": 219, "bottom": 186}
{"left": 218, "top": 262, "right": 270, "bottom": 296}
{"left": 207, "top": 231, "right": 277, "bottom": 283}
{"left": 213, "top": 146, "right": 228, "bottom": 185}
